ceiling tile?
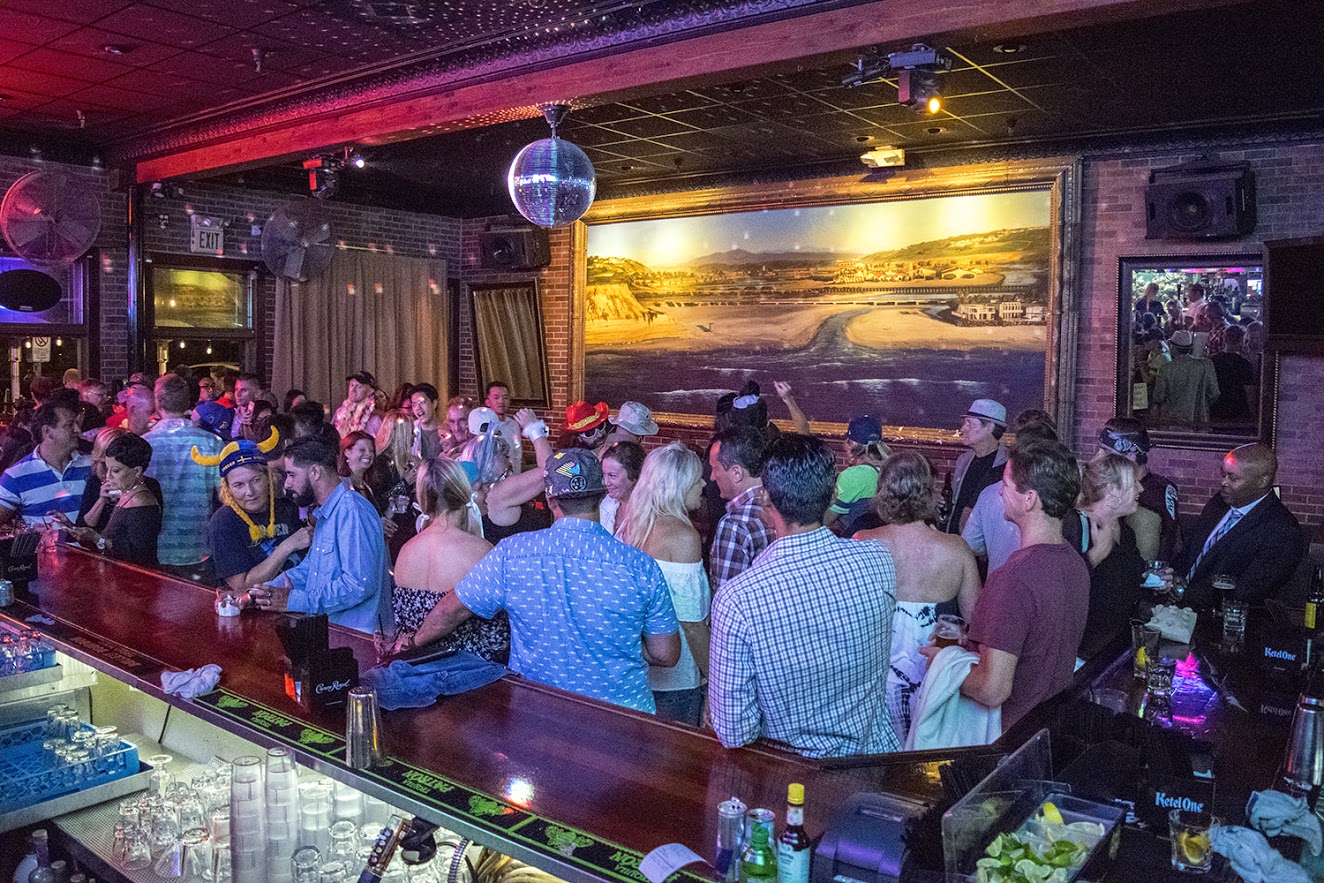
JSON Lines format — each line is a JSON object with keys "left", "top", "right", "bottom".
{"left": 619, "top": 92, "right": 713, "bottom": 115}
{"left": 0, "top": 11, "right": 82, "bottom": 45}
{"left": 693, "top": 79, "right": 792, "bottom": 103}
{"left": 100, "top": 5, "right": 238, "bottom": 49}
{"left": 0, "top": 89, "right": 55, "bottom": 111}
{"left": 8, "top": 47, "right": 138, "bottom": 83}
{"left": 3, "top": 0, "right": 138, "bottom": 24}
{"left": 64, "top": 82, "right": 176, "bottom": 112}
{"left": 0, "top": 67, "right": 90, "bottom": 99}
{"left": 599, "top": 115, "right": 697, "bottom": 139}
{"left": 146, "top": 51, "right": 261, "bottom": 86}
{"left": 47, "top": 28, "right": 183, "bottom": 66}
{"left": 936, "top": 90, "right": 1037, "bottom": 116}
{"left": 196, "top": 32, "right": 324, "bottom": 74}
{"left": 937, "top": 67, "right": 1005, "bottom": 97}
{"left": 662, "top": 104, "right": 761, "bottom": 129}
{"left": 99, "top": 66, "right": 208, "bottom": 97}
{"left": 0, "top": 41, "right": 34, "bottom": 66}
{"left": 145, "top": 0, "right": 304, "bottom": 30}
{"left": 980, "top": 57, "right": 1083, "bottom": 89}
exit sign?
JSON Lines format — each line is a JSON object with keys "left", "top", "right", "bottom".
{"left": 190, "top": 216, "right": 224, "bottom": 255}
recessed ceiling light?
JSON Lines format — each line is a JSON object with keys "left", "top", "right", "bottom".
{"left": 925, "top": 126, "right": 946, "bottom": 135}
{"left": 992, "top": 43, "right": 1026, "bottom": 54}
{"left": 102, "top": 44, "right": 132, "bottom": 55}
{"left": 620, "top": 163, "right": 633, "bottom": 171}
{"left": 855, "top": 135, "right": 872, "bottom": 143}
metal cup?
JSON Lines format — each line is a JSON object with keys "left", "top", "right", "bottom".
{"left": 345, "top": 686, "right": 384, "bottom": 770}
{"left": 1283, "top": 693, "right": 1324, "bottom": 793}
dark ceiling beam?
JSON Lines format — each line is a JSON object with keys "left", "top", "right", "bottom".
{"left": 132, "top": 0, "right": 1238, "bottom": 184}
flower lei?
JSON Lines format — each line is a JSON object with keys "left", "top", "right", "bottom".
{"left": 221, "top": 480, "right": 277, "bottom": 543}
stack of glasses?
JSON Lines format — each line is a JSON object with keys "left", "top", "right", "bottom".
{"left": 230, "top": 756, "right": 266, "bottom": 883}
{"left": 0, "top": 629, "right": 55, "bottom": 676}
{"left": 266, "top": 748, "right": 301, "bottom": 882}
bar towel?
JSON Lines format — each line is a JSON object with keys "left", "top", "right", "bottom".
{"left": 1212, "top": 825, "right": 1311, "bottom": 883}
{"left": 1247, "top": 790, "right": 1324, "bottom": 855}
{"left": 363, "top": 651, "right": 508, "bottom": 710}
{"left": 161, "top": 664, "right": 222, "bottom": 699}
{"left": 905, "top": 646, "right": 1000, "bottom": 750}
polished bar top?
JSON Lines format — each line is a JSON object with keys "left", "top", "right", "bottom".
{"left": 3, "top": 546, "right": 952, "bottom": 875}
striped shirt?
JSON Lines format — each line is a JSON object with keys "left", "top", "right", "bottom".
{"left": 0, "top": 449, "right": 92, "bottom": 528}
{"left": 144, "top": 418, "right": 221, "bottom": 566}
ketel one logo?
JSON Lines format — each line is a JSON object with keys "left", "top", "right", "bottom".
{"left": 1155, "top": 792, "right": 1205, "bottom": 812}
{"left": 1264, "top": 647, "right": 1298, "bottom": 662}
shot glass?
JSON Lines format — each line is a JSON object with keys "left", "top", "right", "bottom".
{"left": 1131, "top": 621, "right": 1162, "bottom": 679}
{"left": 1169, "top": 809, "right": 1217, "bottom": 873}
{"left": 1223, "top": 600, "right": 1249, "bottom": 643}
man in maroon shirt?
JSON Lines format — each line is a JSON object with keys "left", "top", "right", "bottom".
{"left": 960, "top": 440, "right": 1090, "bottom": 731}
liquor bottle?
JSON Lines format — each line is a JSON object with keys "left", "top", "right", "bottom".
{"left": 937, "top": 471, "right": 953, "bottom": 526}
{"left": 777, "top": 784, "right": 810, "bottom": 883}
{"left": 1306, "top": 567, "right": 1324, "bottom": 632}
{"left": 13, "top": 829, "right": 47, "bottom": 883}
{"left": 26, "top": 849, "right": 54, "bottom": 883}
{"left": 739, "top": 824, "right": 778, "bottom": 883}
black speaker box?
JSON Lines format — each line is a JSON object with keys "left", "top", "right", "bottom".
{"left": 0, "top": 268, "right": 62, "bottom": 312}
{"left": 1146, "top": 164, "right": 1255, "bottom": 240}
{"left": 479, "top": 226, "right": 551, "bottom": 270}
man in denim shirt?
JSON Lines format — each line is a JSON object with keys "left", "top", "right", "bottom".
{"left": 250, "top": 437, "right": 391, "bottom": 634}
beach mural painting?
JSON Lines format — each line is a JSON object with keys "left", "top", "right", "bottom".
{"left": 583, "top": 188, "right": 1054, "bottom": 430}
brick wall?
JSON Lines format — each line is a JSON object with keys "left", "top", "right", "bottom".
{"left": 0, "top": 156, "right": 128, "bottom": 383}
{"left": 144, "top": 182, "right": 462, "bottom": 384}
{"left": 455, "top": 137, "right": 1324, "bottom": 527}
{"left": 1077, "top": 140, "right": 1324, "bottom": 525}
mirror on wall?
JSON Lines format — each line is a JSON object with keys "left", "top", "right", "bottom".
{"left": 1116, "top": 254, "right": 1271, "bottom": 448}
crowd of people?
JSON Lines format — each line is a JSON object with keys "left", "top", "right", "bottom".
{"left": 1131, "top": 280, "right": 1265, "bottom": 429}
{"left": 0, "top": 366, "right": 1307, "bottom": 757}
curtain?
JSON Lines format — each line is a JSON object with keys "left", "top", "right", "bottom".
{"left": 471, "top": 283, "right": 548, "bottom": 403}
{"left": 272, "top": 250, "right": 448, "bottom": 407}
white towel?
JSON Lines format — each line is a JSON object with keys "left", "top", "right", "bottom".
{"left": 161, "top": 664, "right": 222, "bottom": 699}
{"left": 905, "top": 646, "right": 1001, "bottom": 750}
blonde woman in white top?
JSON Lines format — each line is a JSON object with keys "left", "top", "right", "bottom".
{"left": 616, "top": 441, "right": 710, "bottom": 725}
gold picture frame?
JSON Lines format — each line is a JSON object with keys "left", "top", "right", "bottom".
{"left": 571, "top": 156, "right": 1082, "bottom": 442}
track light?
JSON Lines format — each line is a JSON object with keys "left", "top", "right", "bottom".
{"left": 350, "top": 152, "right": 366, "bottom": 169}
{"left": 844, "top": 43, "right": 951, "bottom": 114}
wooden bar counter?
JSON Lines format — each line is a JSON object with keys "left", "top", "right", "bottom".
{"left": 0, "top": 546, "right": 956, "bottom": 883}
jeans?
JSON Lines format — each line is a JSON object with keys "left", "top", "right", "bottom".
{"left": 653, "top": 687, "right": 704, "bottom": 726}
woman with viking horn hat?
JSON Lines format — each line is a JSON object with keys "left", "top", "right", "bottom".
{"left": 194, "top": 428, "right": 312, "bottom": 592}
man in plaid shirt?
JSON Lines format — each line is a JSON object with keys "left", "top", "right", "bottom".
{"left": 710, "top": 434, "right": 900, "bottom": 757}
{"left": 708, "top": 427, "right": 775, "bottom": 593}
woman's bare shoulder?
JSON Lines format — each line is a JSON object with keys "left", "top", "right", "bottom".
{"left": 645, "top": 515, "right": 702, "bottom": 562}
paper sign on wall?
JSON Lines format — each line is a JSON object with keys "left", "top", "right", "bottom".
{"left": 31, "top": 337, "right": 50, "bottom": 363}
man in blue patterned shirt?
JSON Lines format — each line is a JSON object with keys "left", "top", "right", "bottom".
{"left": 710, "top": 434, "right": 900, "bottom": 757}
{"left": 422, "top": 448, "right": 681, "bottom": 713}
{"left": 144, "top": 374, "right": 221, "bottom": 578}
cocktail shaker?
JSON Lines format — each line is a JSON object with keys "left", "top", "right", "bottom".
{"left": 345, "top": 686, "right": 384, "bottom": 769}
{"left": 1282, "top": 693, "right": 1324, "bottom": 793}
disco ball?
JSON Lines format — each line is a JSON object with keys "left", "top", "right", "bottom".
{"left": 507, "top": 136, "right": 597, "bottom": 228}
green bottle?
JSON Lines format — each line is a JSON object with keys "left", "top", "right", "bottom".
{"left": 740, "top": 823, "right": 778, "bottom": 883}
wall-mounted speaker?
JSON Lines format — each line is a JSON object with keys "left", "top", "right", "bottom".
{"left": 1146, "top": 163, "right": 1255, "bottom": 240}
{"left": 479, "top": 226, "right": 551, "bottom": 270}
{"left": 0, "top": 268, "right": 61, "bottom": 312}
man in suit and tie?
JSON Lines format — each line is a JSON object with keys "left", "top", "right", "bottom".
{"left": 1177, "top": 443, "right": 1304, "bottom": 607}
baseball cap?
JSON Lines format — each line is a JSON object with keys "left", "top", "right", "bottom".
{"left": 194, "top": 400, "right": 234, "bottom": 437}
{"left": 346, "top": 370, "right": 377, "bottom": 388}
{"left": 544, "top": 448, "right": 606, "bottom": 499}
{"left": 964, "top": 398, "right": 1007, "bottom": 428}
{"left": 1099, "top": 425, "right": 1150, "bottom": 459}
{"left": 846, "top": 415, "right": 883, "bottom": 445}
{"left": 468, "top": 406, "right": 499, "bottom": 435}
{"left": 609, "top": 401, "right": 659, "bottom": 437}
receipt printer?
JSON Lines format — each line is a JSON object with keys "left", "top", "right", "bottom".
{"left": 812, "top": 792, "right": 928, "bottom": 883}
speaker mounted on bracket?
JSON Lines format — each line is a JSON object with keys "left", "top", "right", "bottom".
{"left": 1146, "top": 160, "right": 1255, "bottom": 240}
{"left": 479, "top": 225, "right": 550, "bottom": 271}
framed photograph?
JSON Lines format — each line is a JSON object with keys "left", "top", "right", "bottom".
{"left": 1115, "top": 253, "right": 1273, "bottom": 450}
{"left": 573, "top": 158, "right": 1081, "bottom": 440}
{"left": 470, "top": 280, "right": 552, "bottom": 408}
